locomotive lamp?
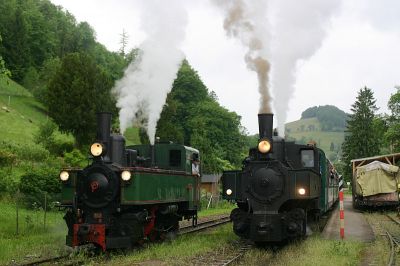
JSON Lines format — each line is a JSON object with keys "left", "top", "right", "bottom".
{"left": 298, "top": 188, "right": 306, "bottom": 195}
{"left": 121, "top": 170, "right": 131, "bottom": 181}
{"left": 60, "top": 170, "right": 69, "bottom": 181}
{"left": 258, "top": 139, "right": 271, "bottom": 153}
{"left": 226, "top": 189, "right": 232, "bottom": 195}
{"left": 90, "top": 142, "right": 104, "bottom": 157}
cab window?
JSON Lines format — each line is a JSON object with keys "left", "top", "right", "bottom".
{"left": 169, "top": 150, "right": 181, "bottom": 167}
{"left": 301, "top": 150, "right": 314, "bottom": 167}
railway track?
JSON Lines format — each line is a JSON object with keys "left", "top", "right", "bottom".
{"left": 16, "top": 215, "right": 231, "bottom": 266}
{"left": 384, "top": 214, "right": 400, "bottom": 266}
{"left": 191, "top": 239, "right": 254, "bottom": 266}
{"left": 179, "top": 215, "right": 231, "bottom": 235}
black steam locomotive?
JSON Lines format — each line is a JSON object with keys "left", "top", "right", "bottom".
{"left": 222, "top": 113, "right": 339, "bottom": 243}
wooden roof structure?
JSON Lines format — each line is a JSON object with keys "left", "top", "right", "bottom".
{"left": 350, "top": 153, "right": 400, "bottom": 177}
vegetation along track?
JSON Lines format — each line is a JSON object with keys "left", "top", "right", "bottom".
{"left": 191, "top": 239, "right": 254, "bottom": 266}
{"left": 17, "top": 254, "right": 79, "bottom": 266}
{"left": 384, "top": 214, "right": 400, "bottom": 266}
{"left": 17, "top": 215, "right": 231, "bottom": 266}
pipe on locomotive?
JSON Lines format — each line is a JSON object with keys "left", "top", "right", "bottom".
{"left": 96, "top": 112, "right": 112, "bottom": 158}
{"left": 258, "top": 113, "right": 273, "bottom": 140}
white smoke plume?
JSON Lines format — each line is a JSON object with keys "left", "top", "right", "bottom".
{"left": 215, "top": 0, "right": 340, "bottom": 136}
{"left": 270, "top": 0, "right": 340, "bottom": 136}
{"left": 214, "top": 0, "right": 272, "bottom": 114}
{"left": 113, "top": 0, "right": 188, "bottom": 144}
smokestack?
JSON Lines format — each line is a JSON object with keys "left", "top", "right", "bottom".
{"left": 97, "top": 112, "right": 112, "bottom": 145}
{"left": 258, "top": 113, "right": 273, "bottom": 140}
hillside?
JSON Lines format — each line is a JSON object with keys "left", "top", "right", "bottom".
{"left": 0, "top": 76, "right": 48, "bottom": 144}
{"left": 0, "top": 76, "right": 140, "bottom": 146}
{"left": 285, "top": 117, "right": 344, "bottom": 161}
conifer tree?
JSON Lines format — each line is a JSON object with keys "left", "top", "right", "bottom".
{"left": 47, "top": 53, "right": 116, "bottom": 147}
{"left": 342, "top": 87, "right": 380, "bottom": 180}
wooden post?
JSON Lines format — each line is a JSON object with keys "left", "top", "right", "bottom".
{"left": 44, "top": 193, "right": 47, "bottom": 230}
{"left": 16, "top": 190, "right": 19, "bottom": 235}
{"left": 8, "top": 95, "right": 10, "bottom": 106}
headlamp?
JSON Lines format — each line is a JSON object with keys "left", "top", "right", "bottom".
{"left": 60, "top": 171, "right": 69, "bottom": 181}
{"left": 90, "top": 142, "right": 103, "bottom": 157}
{"left": 298, "top": 188, "right": 306, "bottom": 195}
{"left": 226, "top": 189, "right": 232, "bottom": 196}
{"left": 121, "top": 170, "right": 131, "bottom": 181}
{"left": 258, "top": 139, "right": 271, "bottom": 153}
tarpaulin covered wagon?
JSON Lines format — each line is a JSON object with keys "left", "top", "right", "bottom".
{"left": 351, "top": 153, "right": 400, "bottom": 209}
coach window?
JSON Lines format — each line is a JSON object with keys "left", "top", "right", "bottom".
{"left": 301, "top": 150, "right": 314, "bottom": 167}
{"left": 169, "top": 150, "right": 181, "bottom": 167}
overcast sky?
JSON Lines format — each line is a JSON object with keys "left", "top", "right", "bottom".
{"left": 50, "top": 0, "right": 400, "bottom": 134}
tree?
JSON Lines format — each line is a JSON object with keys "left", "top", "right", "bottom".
{"left": 156, "top": 60, "right": 245, "bottom": 173}
{"left": 384, "top": 86, "right": 400, "bottom": 152}
{"left": 341, "top": 87, "right": 380, "bottom": 181}
{"left": 47, "top": 52, "right": 116, "bottom": 146}
{"left": 0, "top": 34, "right": 11, "bottom": 77}
{"left": 119, "top": 29, "right": 129, "bottom": 57}
{"left": 4, "top": 4, "right": 31, "bottom": 81}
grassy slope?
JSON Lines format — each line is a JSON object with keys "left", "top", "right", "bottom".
{"left": 0, "top": 76, "right": 140, "bottom": 145}
{"left": 0, "top": 76, "right": 49, "bottom": 144}
{"left": 285, "top": 117, "right": 344, "bottom": 160}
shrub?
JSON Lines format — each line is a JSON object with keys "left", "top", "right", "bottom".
{"left": 34, "top": 121, "right": 74, "bottom": 156}
{"left": 0, "top": 141, "right": 49, "bottom": 162}
{"left": 34, "top": 121, "right": 57, "bottom": 149}
{"left": 19, "top": 166, "right": 61, "bottom": 209}
{"left": 49, "top": 138, "right": 74, "bottom": 156}
{"left": 0, "top": 149, "right": 17, "bottom": 167}
{"left": 63, "top": 149, "right": 87, "bottom": 168}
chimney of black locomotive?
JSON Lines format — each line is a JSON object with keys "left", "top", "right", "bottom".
{"left": 258, "top": 113, "right": 273, "bottom": 153}
{"left": 258, "top": 113, "right": 273, "bottom": 140}
{"left": 96, "top": 112, "right": 112, "bottom": 159}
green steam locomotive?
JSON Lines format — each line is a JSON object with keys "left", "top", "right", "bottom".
{"left": 59, "top": 112, "right": 200, "bottom": 250}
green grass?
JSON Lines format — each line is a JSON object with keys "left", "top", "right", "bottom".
{"left": 198, "top": 201, "right": 235, "bottom": 217}
{"left": 243, "top": 234, "right": 365, "bottom": 266}
{"left": 0, "top": 202, "right": 67, "bottom": 265}
{"left": 0, "top": 76, "right": 73, "bottom": 149}
{"left": 108, "top": 224, "right": 237, "bottom": 265}
{"left": 0, "top": 76, "right": 48, "bottom": 145}
{"left": 0, "top": 75, "right": 32, "bottom": 97}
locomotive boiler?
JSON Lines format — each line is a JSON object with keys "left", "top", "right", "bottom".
{"left": 59, "top": 112, "right": 200, "bottom": 250}
{"left": 222, "top": 113, "right": 339, "bottom": 243}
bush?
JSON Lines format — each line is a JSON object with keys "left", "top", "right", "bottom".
{"left": 63, "top": 149, "right": 87, "bottom": 167}
{"left": 34, "top": 121, "right": 57, "bottom": 149}
{"left": 34, "top": 121, "right": 74, "bottom": 156}
{"left": 0, "top": 141, "right": 49, "bottom": 162}
{"left": 0, "top": 169, "right": 18, "bottom": 196}
{"left": 0, "top": 149, "right": 17, "bottom": 167}
{"left": 19, "top": 166, "right": 61, "bottom": 208}
{"left": 50, "top": 138, "right": 74, "bottom": 156}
